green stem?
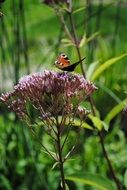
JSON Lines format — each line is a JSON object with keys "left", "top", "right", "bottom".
{"left": 67, "top": 7, "right": 122, "bottom": 190}
{"left": 57, "top": 126, "right": 66, "bottom": 190}
{"left": 98, "top": 131, "right": 122, "bottom": 190}
{"left": 68, "top": 12, "right": 86, "bottom": 78}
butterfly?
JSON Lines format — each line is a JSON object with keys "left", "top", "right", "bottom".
{"left": 55, "top": 52, "right": 86, "bottom": 72}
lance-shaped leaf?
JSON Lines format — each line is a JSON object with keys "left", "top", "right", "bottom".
{"left": 92, "top": 53, "right": 127, "bottom": 81}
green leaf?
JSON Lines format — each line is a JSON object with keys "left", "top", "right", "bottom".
{"left": 66, "top": 173, "right": 115, "bottom": 190}
{"left": 73, "top": 6, "right": 86, "bottom": 14}
{"left": 7, "top": 141, "right": 16, "bottom": 151}
{"left": 79, "top": 32, "right": 99, "bottom": 47}
{"left": 87, "top": 60, "right": 100, "bottom": 80}
{"left": 57, "top": 116, "right": 93, "bottom": 130}
{"left": 16, "top": 159, "right": 27, "bottom": 175}
{"left": 65, "top": 183, "right": 70, "bottom": 190}
{"left": 86, "top": 31, "right": 99, "bottom": 43}
{"left": 101, "top": 121, "right": 109, "bottom": 132}
{"left": 79, "top": 34, "right": 86, "bottom": 48}
{"left": 88, "top": 114, "right": 103, "bottom": 131}
{"left": 96, "top": 82, "right": 121, "bottom": 103}
{"left": 52, "top": 161, "right": 59, "bottom": 170}
{"left": 124, "top": 170, "right": 127, "bottom": 188}
{"left": 92, "top": 53, "right": 127, "bottom": 80}
{"left": 42, "top": 149, "right": 57, "bottom": 160}
{"left": 61, "top": 38, "right": 74, "bottom": 46}
{"left": 73, "top": 118, "right": 93, "bottom": 130}
{"left": 81, "top": 122, "right": 93, "bottom": 130}
{"left": 104, "top": 98, "right": 127, "bottom": 126}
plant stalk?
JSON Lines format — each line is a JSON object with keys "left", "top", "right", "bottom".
{"left": 98, "top": 131, "right": 122, "bottom": 190}
{"left": 68, "top": 11, "right": 86, "bottom": 78}
{"left": 67, "top": 6, "right": 121, "bottom": 190}
{"left": 56, "top": 120, "right": 66, "bottom": 190}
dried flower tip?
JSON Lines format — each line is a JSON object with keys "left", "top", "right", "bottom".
{"left": 77, "top": 107, "right": 90, "bottom": 119}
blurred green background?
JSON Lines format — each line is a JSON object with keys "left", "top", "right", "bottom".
{"left": 0, "top": 0, "right": 127, "bottom": 189}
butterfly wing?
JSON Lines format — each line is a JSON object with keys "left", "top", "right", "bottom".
{"left": 60, "top": 62, "right": 78, "bottom": 71}
{"left": 59, "top": 57, "right": 86, "bottom": 71}
{"left": 55, "top": 52, "right": 71, "bottom": 69}
{"left": 55, "top": 52, "right": 86, "bottom": 72}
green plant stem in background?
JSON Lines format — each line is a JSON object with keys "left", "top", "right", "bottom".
{"left": 66, "top": 3, "right": 122, "bottom": 190}
{"left": 68, "top": 11, "right": 86, "bottom": 78}
{"left": 98, "top": 131, "right": 122, "bottom": 190}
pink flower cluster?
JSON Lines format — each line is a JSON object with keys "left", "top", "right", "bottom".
{"left": 0, "top": 71, "right": 97, "bottom": 120}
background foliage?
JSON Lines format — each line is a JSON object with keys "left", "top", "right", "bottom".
{"left": 0, "top": 0, "right": 127, "bottom": 189}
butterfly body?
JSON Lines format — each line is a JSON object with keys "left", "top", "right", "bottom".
{"left": 55, "top": 52, "right": 85, "bottom": 72}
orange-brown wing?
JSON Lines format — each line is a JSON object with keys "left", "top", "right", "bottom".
{"left": 55, "top": 52, "right": 71, "bottom": 69}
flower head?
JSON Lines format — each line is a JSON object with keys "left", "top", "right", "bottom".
{"left": 0, "top": 71, "right": 97, "bottom": 121}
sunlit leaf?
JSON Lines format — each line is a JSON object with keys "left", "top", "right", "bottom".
{"left": 61, "top": 38, "right": 72, "bottom": 43}
{"left": 79, "top": 34, "right": 86, "bottom": 47}
{"left": 66, "top": 173, "right": 115, "bottom": 190}
{"left": 101, "top": 121, "right": 109, "bottom": 131}
{"left": 81, "top": 122, "right": 93, "bottom": 130}
{"left": 79, "top": 32, "right": 99, "bottom": 47}
{"left": 16, "top": 159, "right": 27, "bottom": 175}
{"left": 52, "top": 161, "right": 59, "bottom": 170}
{"left": 57, "top": 116, "right": 93, "bottom": 130}
{"left": 104, "top": 98, "right": 127, "bottom": 126}
{"left": 86, "top": 31, "right": 99, "bottom": 43}
{"left": 73, "top": 6, "right": 86, "bottom": 14}
{"left": 64, "top": 145, "right": 75, "bottom": 160}
{"left": 87, "top": 60, "right": 100, "bottom": 80}
{"left": 65, "top": 183, "right": 70, "bottom": 190}
{"left": 92, "top": 53, "right": 127, "bottom": 80}
{"left": 42, "top": 149, "right": 57, "bottom": 160}
{"left": 61, "top": 38, "right": 74, "bottom": 46}
{"left": 88, "top": 114, "right": 103, "bottom": 131}
{"left": 73, "top": 118, "right": 93, "bottom": 130}
{"left": 7, "top": 141, "right": 16, "bottom": 151}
